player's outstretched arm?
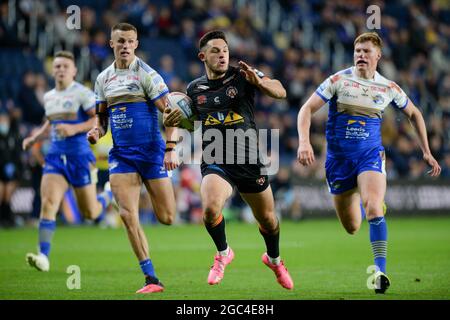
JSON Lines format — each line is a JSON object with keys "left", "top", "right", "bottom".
{"left": 22, "top": 120, "right": 50, "bottom": 150}
{"left": 238, "top": 61, "right": 286, "bottom": 99}
{"left": 87, "top": 102, "right": 108, "bottom": 145}
{"left": 297, "top": 93, "right": 326, "bottom": 166}
{"left": 401, "top": 101, "right": 441, "bottom": 177}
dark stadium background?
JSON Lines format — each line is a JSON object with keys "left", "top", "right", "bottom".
{"left": 0, "top": 0, "right": 449, "bottom": 225}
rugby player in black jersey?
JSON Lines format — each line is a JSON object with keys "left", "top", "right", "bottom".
{"left": 164, "top": 30, "right": 293, "bottom": 290}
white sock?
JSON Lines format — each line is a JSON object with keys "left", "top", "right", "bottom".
{"left": 268, "top": 256, "right": 281, "bottom": 265}
{"left": 219, "top": 246, "right": 229, "bottom": 257}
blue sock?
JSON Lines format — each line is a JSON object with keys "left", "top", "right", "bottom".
{"left": 95, "top": 190, "right": 113, "bottom": 223}
{"left": 369, "top": 216, "right": 387, "bottom": 273}
{"left": 39, "top": 219, "right": 56, "bottom": 257}
{"left": 139, "top": 259, "right": 156, "bottom": 278}
{"left": 360, "top": 202, "right": 366, "bottom": 220}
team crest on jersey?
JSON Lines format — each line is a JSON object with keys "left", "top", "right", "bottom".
{"left": 197, "top": 95, "right": 207, "bottom": 105}
{"left": 372, "top": 94, "right": 385, "bottom": 105}
{"left": 63, "top": 100, "right": 73, "bottom": 109}
{"left": 256, "top": 176, "right": 266, "bottom": 186}
{"left": 226, "top": 86, "right": 238, "bottom": 98}
{"left": 126, "top": 83, "right": 140, "bottom": 92}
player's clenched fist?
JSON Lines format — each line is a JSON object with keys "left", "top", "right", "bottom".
{"left": 87, "top": 127, "right": 103, "bottom": 144}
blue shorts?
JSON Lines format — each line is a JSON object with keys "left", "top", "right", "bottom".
{"left": 43, "top": 152, "right": 96, "bottom": 188}
{"left": 325, "top": 147, "right": 386, "bottom": 195}
{"left": 108, "top": 142, "right": 169, "bottom": 180}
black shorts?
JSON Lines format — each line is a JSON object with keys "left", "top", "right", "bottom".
{"left": 201, "top": 163, "right": 269, "bottom": 194}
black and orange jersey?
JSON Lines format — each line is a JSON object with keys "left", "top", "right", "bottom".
{"left": 187, "top": 65, "right": 265, "bottom": 167}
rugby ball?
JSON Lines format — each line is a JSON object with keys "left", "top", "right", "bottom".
{"left": 167, "top": 92, "right": 193, "bottom": 119}
{"left": 166, "top": 92, "right": 196, "bottom": 131}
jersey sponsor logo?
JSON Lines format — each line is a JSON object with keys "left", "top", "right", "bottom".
{"left": 205, "top": 114, "right": 221, "bottom": 126}
{"left": 347, "top": 120, "right": 366, "bottom": 126}
{"left": 223, "top": 111, "right": 244, "bottom": 125}
{"left": 204, "top": 111, "right": 245, "bottom": 126}
{"left": 226, "top": 86, "right": 238, "bottom": 98}
{"left": 345, "top": 121, "right": 369, "bottom": 139}
{"left": 331, "top": 74, "right": 341, "bottom": 83}
{"left": 197, "top": 95, "right": 207, "bottom": 105}
{"left": 105, "top": 75, "right": 118, "bottom": 84}
{"left": 361, "top": 87, "right": 369, "bottom": 97}
{"left": 389, "top": 82, "right": 402, "bottom": 93}
{"left": 370, "top": 86, "right": 386, "bottom": 93}
{"left": 342, "top": 91, "right": 358, "bottom": 99}
{"left": 344, "top": 81, "right": 360, "bottom": 88}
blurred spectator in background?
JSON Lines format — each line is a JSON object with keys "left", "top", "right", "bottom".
{"left": 0, "top": 107, "right": 22, "bottom": 227}
{"left": 17, "top": 72, "right": 44, "bottom": 126}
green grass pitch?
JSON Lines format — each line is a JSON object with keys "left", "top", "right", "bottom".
{"left": 1, "top": 217, "right": 449, "bottom": 300}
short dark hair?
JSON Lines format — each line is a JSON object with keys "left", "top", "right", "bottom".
{"left": 198, "top": 30, "right": 227, "bottom": 50}
{"left": 111, "top": 22, "right": 137, "bottom": 34}
{"left": 54, "top": 50, "right": 75, "bottom": 61}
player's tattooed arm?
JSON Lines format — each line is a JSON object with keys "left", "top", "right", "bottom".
{"left": 238, "top": 61, "right": 286, "bottom": 99}
{"left": 87, "top": 102, "right": 108, "bottom": 144}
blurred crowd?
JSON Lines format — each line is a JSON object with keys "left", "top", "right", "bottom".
{"left": 0, "top": 0, "right": 449, "bottom": 225}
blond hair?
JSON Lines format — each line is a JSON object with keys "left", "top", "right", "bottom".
{"left": 54, "top": 50, "right": 75, "bottom": 61}
{"left": 354, "top": 32, "right": 383, "bottom": 50}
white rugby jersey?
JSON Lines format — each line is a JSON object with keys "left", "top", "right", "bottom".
{"left": 95, "top": 56, "right": 168, "bottom": 107}
{"left": 315, "top": 67, "right": 409, "bottom": 158}
{"left": 94, "top": 56, "right": 169, "bottom": 146}
{"left": 44, "top": 81, "right": 95, "bottom": 155}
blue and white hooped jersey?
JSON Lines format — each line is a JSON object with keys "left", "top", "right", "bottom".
{"left": 316, "top": 67, "right": 409, "bottom": 159}
{"left": 95, "top": 56, "right": 169, "bottom": 147}
{"left": 44, "top": 81, "right": 95, "bottom": 155}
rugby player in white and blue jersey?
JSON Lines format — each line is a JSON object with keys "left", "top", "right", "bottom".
{"left": 23, "top": 51, "right": 114, "bottom": 272}
{"left": 87, "top": 23, "right": 179, "bottom": 294}
{"left": 297, "top": 32, "right": 441, "bottom": 294}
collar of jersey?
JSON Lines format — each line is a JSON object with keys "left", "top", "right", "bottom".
{"left": 114, "top": 57, "right": 138, "bottom": 71}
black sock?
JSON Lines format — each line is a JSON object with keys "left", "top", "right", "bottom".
{"left": 145, "top": 275, "right": 163, "bottom": 286}
{"left": 204, "top": 215, "right": 228, "bottom": 252}
{"left": 259, "top": 224, "right": 280, "bottom": 258}
{"left": 0, "top": 202, "right": 13, "bottom": 226}
{"left": 0, "top": 203, "right": 6, "bottom": 223}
